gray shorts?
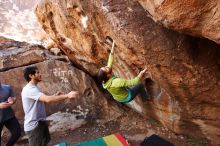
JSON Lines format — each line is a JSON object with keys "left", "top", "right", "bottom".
{"left": 26, "top": 121, "right": 51, "bottom": 146}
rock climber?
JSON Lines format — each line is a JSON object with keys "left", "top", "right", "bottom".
{"left": 98, "top": 40, "right": 149, "bottom": 103}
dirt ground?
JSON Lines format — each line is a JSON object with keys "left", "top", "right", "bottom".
{"left": 2, "top": 110, "right": 209, "bottom": 146}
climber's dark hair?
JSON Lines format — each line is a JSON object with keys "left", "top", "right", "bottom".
{"left": 98, "top": 69, "right": 109, "bottom": 83}
{"left": 23, "top": 66, "right": 38, "bottom": 82}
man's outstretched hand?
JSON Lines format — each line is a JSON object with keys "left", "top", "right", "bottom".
{"left": 55, "top": 91, "right": 65, "bottom": 96}
{"left": 66, "top": 91, "right": 79, "bottom": 99}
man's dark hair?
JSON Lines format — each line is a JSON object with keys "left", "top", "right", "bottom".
{"left": 23, "top": 66, "right": 38, "bottom": 82}
{"left": 98, "top": 69, "right": 109, "bottom": 83}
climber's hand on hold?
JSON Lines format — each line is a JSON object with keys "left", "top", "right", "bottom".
{"left": 138, "top": 68, "right": 147, "bottom": 79}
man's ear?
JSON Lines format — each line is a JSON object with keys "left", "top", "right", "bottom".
{"left": 29, "top": 74, "right": 34, "bottom": 79}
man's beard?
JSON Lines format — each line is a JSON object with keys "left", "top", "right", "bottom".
{"left": 36, "top": 78, "right": 42, "bottom": 83}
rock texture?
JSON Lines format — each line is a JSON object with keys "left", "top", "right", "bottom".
{"left": 35, "top": 0, "right": 220, "bottom": 145}
{"left": 0, "top": 37, "right": 46, "bottom": 71}
{"left": 0, "top": 37, "right": 122, "bottom": 135}
{"left": 138, "top": 0, "right": 220, "bottom": 44}
{"left": 0, "top": 0, "right": 47, "bottom": 43}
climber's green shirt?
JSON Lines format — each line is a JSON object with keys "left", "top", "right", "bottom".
{"left": 103, "top": 76, "right": 141, "bottom": 101}
{"left": 103, "top": 52, "right": 141, "bottom": 101}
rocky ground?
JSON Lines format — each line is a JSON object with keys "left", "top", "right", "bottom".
{"left": 2, "top": 107, "right": 209, "bottom": 146}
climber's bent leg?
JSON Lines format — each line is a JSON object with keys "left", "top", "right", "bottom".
{"left": 117, "top": 83, "right": 149, "bottom": 103}
{"left": 129, "top": 83, "right": 149, "bottom": 101}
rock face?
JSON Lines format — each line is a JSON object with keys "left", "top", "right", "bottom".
{"left": 0, "top": 0, "right": 47, "bottom": 43}
{"left": 35, "top": 0, "right": 220, "bottom": 145}
{"left": 0, "top": 37, "right": 122, "bottom": 134}
{"left": 138, "top": 0, "right": 220, "bottom": 44}
{"left": 0, "top": 37, "right": 46, "bottom": 71}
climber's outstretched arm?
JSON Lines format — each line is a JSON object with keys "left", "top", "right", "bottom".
{"left": 111, "top": 77, "right": 141, "bottom": 87}
{"left": 111, "top": 41, "right": 115, "bottom": 54}
{"left": 111, "top": 68, "right": 148, "bottom": 87}
{"left": 107, "top": 41, "right": 115, "bottom": 68}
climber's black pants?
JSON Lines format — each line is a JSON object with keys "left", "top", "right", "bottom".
{"left": 119, "top": 83, "right": 148, "bottom": 103}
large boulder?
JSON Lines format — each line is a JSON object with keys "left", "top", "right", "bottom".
{"left": 138, "top": 0, "right": 220, "bottom": 44}
{"left": 0, "top": 37, "right": 46, "bottom": 71}
{"left": 0, "top": 0, "right": 48, "bottom": 43}
{"left": 0, "top": 37, "right": 122, "bottom": 135}
{"left": 35, "top": 0, "right": 220, "bottom": 145}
